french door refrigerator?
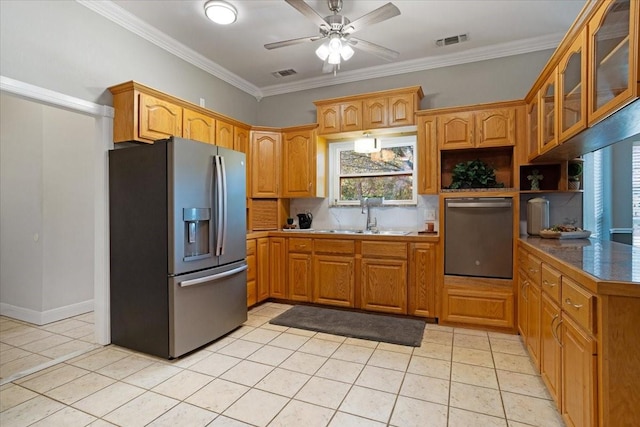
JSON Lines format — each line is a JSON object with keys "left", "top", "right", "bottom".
{"left": 109, "top": 137, "right": 247, "bottom": 358}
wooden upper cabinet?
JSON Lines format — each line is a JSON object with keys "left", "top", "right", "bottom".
{"left": 183, "top": 108, "right": 214, "bottom": 144}
{"left": 438, "top": 112, "right": 474, "bottom": 149}
{"left": 281, "top": 127, "right": 316, "bottom": 198}
{"left": 139, "top": 93, "right": 182, "bottom": 141}
{"left": 315, "top": 86, "right": 423, "bottom": 135}
{"left": 389, "top": 93, "right": 416, "bottom": 127}
{"left": 588, "top": 0, "right": 638, "bottom": 126}
{"left": 364, "top": 97, "right": 388, "bottom": 129}
{"left": 416, "top": 114, "right": 438, "bottom": 194}
{"left": 317, "top": 104, "right": 340, "bottom": 134}
{"left": 234, "top": 126, "right": 250, "bottom": 154}
{"left": 215, "top": 120, "right": 234, "bottom": 149}
{"left": 539, "top": 72, "right": 559, "bottom": 155}
{"left": 527, "top": 98, "right": 540, "bottom": 161}
{"left": 558, "top": 28, "right": 588, "bottom": 141}
{"left": 340, "top": 101, "right": 363, "bottom": 132}
{"left": 475, "top": 108, "right": 517, "bottom": 148}
{"left": 251, "top": 130, "right": 281, "bottom": 198}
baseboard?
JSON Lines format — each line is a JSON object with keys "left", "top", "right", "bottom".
{"left": 0, "top": 300, "right": 94, "bottom": 325}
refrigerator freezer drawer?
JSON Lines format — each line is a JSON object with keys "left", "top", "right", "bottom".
{"left": 169, "top": 261, "right": 247, "bottom": 358}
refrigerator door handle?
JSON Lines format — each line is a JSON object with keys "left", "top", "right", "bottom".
{"left": 178, "top": 264, "right": 248, "bottom": 287}
{"left": 214, "top": 155, "right": 224, "bottom": 256}
{"left": 220, "top": 155, "right": 228, "bottom": 256}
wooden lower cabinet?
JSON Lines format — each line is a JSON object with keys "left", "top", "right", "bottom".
{"left": 525, "top": 282, "right": 542, "bottom": 369}
{"left": 561, "top": 315, "right": 597, "bottom": 427}
{"left": 517, "top": 270, "right": 528, "bottom": 337}
{"left": 288, "top": 238, "right": 313, "bottom": 302}
{"left": 360, "top": 258, "right": 407, "bottom": 314}
{"left": 269, "top": 237, "right": 287, "bottom": 299}
{"left": 442, "top": 278, "right": 514, "bottom": 329}
{"left": 313, "top": 255, "right": 355, "bottom": 307}
{"left": 408, "top": 243, "right": 436, "bottom": 317}
{"left": 256, "top": 237, "right": 270, "bottom": 302}
{"left": 540, "top": 293, "right": 562, "bottom": 405}
{"left": 246, "top": 239, "right": 257, "bottom": 307}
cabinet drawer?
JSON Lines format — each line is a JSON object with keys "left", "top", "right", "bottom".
{"left": 361, "top": 241, "right": 407, "bottom": 259}
{"left": 562, "top": 277, "right": 596, "bottom": 334}
{"left": 541, "top": 263, "right": 561, "bottom": 303}
{"left": 246, "top": 239, "right": 256, "bottom": 255}
{"left": 289, "top": 238, "right": 312, "bottom": 253}
{"left": 314, "top": 239, "right": 355, "bottom": 255}
{"left": 525, "top": 253, "right": 542, "bottom": 285}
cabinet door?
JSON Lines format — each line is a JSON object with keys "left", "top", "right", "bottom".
{"left": 475, "top": 108, "right": 516, "bottom": 148}
{"left": 527, "top": 98, "right": 540, "bottom": 161}
{"left": 589, "top": 0, "right": 638, "bottom": 126}
{"left": 417, "top": 116, "right": 438, "bottom": 194}
{"left": 269, "top": 237, "right": 287, "bottom": 299}
{"left": 340, "top": 101, "right": 363, "bottom": 132}
{"left": 389, "top": 94, "right": 415, "bottom": 127}
{"left": 251, "top": 131, "right": 281, "bottom": 197}
{"left": 183, "top": 109, "right": 215, "bottom": 144}
{"left": 558, "top": 29, "right": 588, "bottom": 141}
{"left": 288, "top": 253, "right": 312, "bottom": 302}
{"left": 517, "top": 270, "right": 529, "bottom": 337}
{"left": 539, "top": 72, "right": 558, "bottom": 155}
{"left": 215, "top": 120, "right": 234, "bottom": 149}
{"left": 561, "top": 316, "right": 597, "bottom": 427}
{"left": 256, "top": 237, "right": 270, "bottom": 302}
{"left": 361, "top": 259, "right": 407, "bottom": 314}
{"left": 526, "top": 283, "right": 542, "bottom": 369}
{"left": 281, "top": 129, "right": 314, "bottom": 197}
{"left": 408, "top": 243, "right": 436, "bottom": 317}
{"left": 438, "top": 112, "right": 474, "bottom": 149}
{"left": 317, "top": 104, "right": 340, "bottom": 134}
{"left": 540, "top": 293, "right": 562, "bottom": 406}
{"left": 139, "top": 93, "right": 182, "bottom": 141}
{"left": 313, "top": 255, "right": 355, "bottom": 307}
{"left": 363, "top": 97, "right": 388, "bottom": 129}
{"left": 234, "top": 126, "right": 251, "bottom": 197}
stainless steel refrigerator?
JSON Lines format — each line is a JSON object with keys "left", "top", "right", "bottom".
{"left": 109, "top": 137, "right": 247, "bottom": 358}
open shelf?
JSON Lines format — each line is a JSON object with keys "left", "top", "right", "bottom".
{"left": 440, "top": 147, "right": 514, "bottom": 191}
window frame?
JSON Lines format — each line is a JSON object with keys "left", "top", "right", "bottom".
{"left": 328, "top": 135, "right": 418, "bottom": 206}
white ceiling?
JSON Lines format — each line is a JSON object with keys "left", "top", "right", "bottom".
{"left": 81, "top": 0, "right": 587, "bottom": 99}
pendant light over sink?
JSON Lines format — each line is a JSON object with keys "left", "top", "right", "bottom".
{"left": 354, "top": 133, "right": 381, "bottom": 153}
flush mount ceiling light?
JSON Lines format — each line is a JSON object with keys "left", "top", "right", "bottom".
{"left": 204, "top": 1, "right": 237, "bottom": 25}
{"left": 354, "top": 133, "right": 381, "bottom": 153}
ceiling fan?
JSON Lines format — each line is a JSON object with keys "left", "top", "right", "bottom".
{"left": 264, "top": 0, "right": 401, "bottom": 74}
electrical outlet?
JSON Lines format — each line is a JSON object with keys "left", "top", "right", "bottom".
{"left": 199, "top": 98, "right": 206, "bottom": 107}
{"left": 425, "top": 209, "right": 436, "bottom": 221}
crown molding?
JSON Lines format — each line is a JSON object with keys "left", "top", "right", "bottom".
{"left": 78, "top": 0, "right": 562, "bottom": 100}
{"left": 260, "top": 32, "right": 564, "bottom": 97}
{"left": 76, "top": 0, "right": 263, "bottom": 99}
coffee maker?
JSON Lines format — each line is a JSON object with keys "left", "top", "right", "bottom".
{"left": 297, "top": 212, "right": 313, "bottom": 229}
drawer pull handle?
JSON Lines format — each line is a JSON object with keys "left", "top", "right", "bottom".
{"left": 565, "top": 298, "right": 583, "bottom": 309}
{"left": 543, "top": 279, "right": 556, "bottom": 287}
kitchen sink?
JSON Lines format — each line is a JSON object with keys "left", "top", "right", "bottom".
{"left": 314, "top": 229, "right": 410, "bottom": 236}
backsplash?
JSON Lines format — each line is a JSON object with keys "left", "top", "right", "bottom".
{"left": 519, "top": 193, "right": 584, "bottom": 234}
{"left": 289, "top": 196, "right": 440, "bottom": 232}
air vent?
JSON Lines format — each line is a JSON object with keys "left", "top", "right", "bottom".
{"left": 435, "top": 33, "right": 469, "bottom": 47}
{"left": 271, "top": 69, "right": 298, "bottom": 78}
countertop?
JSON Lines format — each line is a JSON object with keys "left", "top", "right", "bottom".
{"left": 520, "top": 236, "right": 639, "bottom": 285}
{"left": 247, "top": 229, "right": 439, "bottom": 242}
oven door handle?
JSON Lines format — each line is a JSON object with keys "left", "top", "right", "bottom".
{"left": 179, "top": 265, "right": 248, "bottom": 288}
{"left": 447, "top": 201, "right": 512, "bottom": 208}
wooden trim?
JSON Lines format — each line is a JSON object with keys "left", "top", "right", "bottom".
{"left": 313, "top": 86, "right": 424, "bottom": 106}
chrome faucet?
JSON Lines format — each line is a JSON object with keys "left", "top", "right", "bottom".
{"left": 361, "top": 197, "right": 383, "bottom": 231}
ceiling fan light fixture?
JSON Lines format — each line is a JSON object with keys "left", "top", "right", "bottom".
{"left": 354, "top": 133, "right": 381, "bottom": 153}
{"left": 315, "top": 43, "right": 330, "bottom": 61}
{"left": 327, "top": 51, "right": 341, "bottom": 65}
{"left": 204, "top": 1, "right": 237, "bottom": 25}
{"left": 340, "top": 44, "right": 354, "bottom": 60}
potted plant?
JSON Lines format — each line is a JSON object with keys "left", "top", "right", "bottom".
{"left": 448, "top": 159, "right": 505, "bottom": 189}
{"left": 568, "top": 162, "right": 582, "bottom": 190}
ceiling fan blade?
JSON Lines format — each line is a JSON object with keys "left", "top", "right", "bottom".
{"left": 264, "top": 35, "right": 323, "bottom": 50}
{"left": 285, "top": 0, "right": 330, "bottom": 30}
{"left": 343, "top": 3, "right": 400, "bottom": 34}
{"left": 349, "top": 37, "right": 399, "bottom": 61}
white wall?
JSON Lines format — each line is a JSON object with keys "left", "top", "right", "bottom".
{"left": 0, "top": 94, "right": 95, "bottom": 324}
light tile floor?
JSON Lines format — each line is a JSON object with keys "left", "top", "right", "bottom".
{"left": 1, "top": 313, "right": 98, "bottom": 384}
{"left": 0, "top": 303, "right": 565, "bottom": 426}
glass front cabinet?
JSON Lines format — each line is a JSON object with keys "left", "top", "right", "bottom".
{"left": 588, "top": 0, "right": 639, "bottom": 125}
{"left": 558, "top": 28, "right": 588, "bottom": 141}
{"left": 539, "top": 72, "right": 558, "bottom": 156}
